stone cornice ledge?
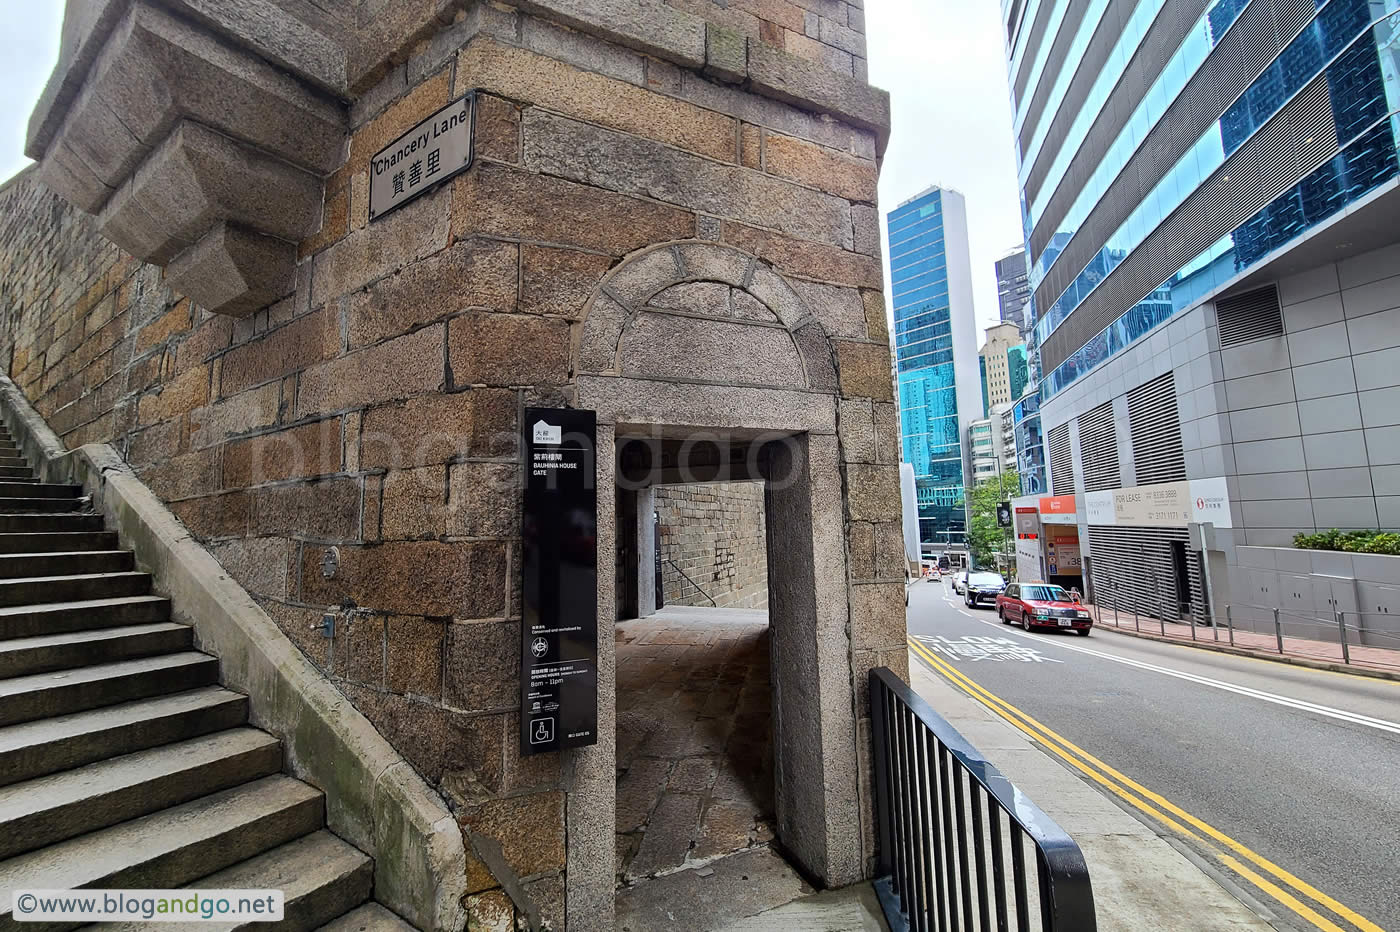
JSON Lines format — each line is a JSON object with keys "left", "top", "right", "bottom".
{"left": 469, "top": 0, "right": 892, "bottom": 148}
{"left": 0, "top": 375, "right": 469, "bottom": 932}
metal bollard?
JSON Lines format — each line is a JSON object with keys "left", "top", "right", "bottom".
{"left": 1157, "top": 590, "right": 1167, "bottom": 636}
{"left": 1189, "top": 604, "right": 1198, "bottom": 642}
{"left": 1226, "top": 604, "right": 1235, "bottom": 647}
{"left": 1336, "top": 611, "right": 1351, "bottom": 665}
{"left": 1273, "top": 607, "right": 1284, "bottom": 654}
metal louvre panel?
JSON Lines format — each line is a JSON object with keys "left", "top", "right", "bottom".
{"left": 1030, "top": 0, "right": 1303, "bottom": 269}
{"left": 1019, "top": 0, "right": 1095, "bottom": 160}
{"left": 1026, "top": 0, "right": 1206, "bottom": 212}
{"left": 1188, "top": 548, "right": 1210, "bottom": 623}
{"left": 1217, "top": 285, "right": 1283, "bottom": 346}
{"left": 1026, "top": 0, "right": 1142, "bottom": 198}
{"left": 1127, "top": 372, "right": 1187, "bottom": 484}
{"left": 1088, "top": 526, "right": 1197, "bottom": 620}
{"left": 1040, "top": 77, "right": 1337, "bottom": 373}
{"left": 1015, "top": 0, "right": 1065, "bottom": 105}
{"left": 1049, "top": 421, "right": 1074, "bottom": 494}
{"left": 1078, "top": 401, "right": 1121, "bottom": 492}
{"left": 1008, "top": 0, "right": 1028, "bottom": 45}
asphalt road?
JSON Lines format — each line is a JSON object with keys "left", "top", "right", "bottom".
{"left": 906, "top": 577, "right": 1400, "bottom": 932}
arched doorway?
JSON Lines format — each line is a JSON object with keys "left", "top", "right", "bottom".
{"left": 562, "top": 242, "right": 875, "bottom": 927}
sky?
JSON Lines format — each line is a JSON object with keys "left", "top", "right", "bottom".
{"left": 0, "top": 4, "right": 63, "bottom": 185}
{"left": 0, "top": 2, "right": 1022, "bottom": 335}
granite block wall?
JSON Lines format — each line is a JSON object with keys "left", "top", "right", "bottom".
{"left": 4, "top": 1, "right": 900, "bottom": 926}
{"left": 656, "top": 481, "right": 769, "bottom": 610}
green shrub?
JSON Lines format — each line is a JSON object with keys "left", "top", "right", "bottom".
{"left": 1293, "top": 529, "right": 1400, "bottom": 556}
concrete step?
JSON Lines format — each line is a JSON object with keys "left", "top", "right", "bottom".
{"left": 0, "top": 571, "right": 151, "bottom": 609}
{"left": 0, "top": 482, "right": 80, "bottom": 499}
{"left": 317, "top": 904, "right": 418, "bottom": 932}
{"left": 0, "top": 595, "right": 171, "bottom": 640}
{"left": 0, "top": 498, "right": 85, "bottom": 514}
{"left": 0, "top": 775, "right": 324, "bottom": 932}
{"left": 0, "top": 652, "right": 218, "bottom": 728}
{"left": 0, "top": 550, "right": 134, "bottom": 579}
{"left": 0, "top": 622, "right": 192, "bottom": 679}
{"left": 0, "top": 686, "right": 248, "bottom": 788}
{"left": 0, "top": 513, "right": 103, "bottom": 533}
{"left": 0, "top": 460, "right": 29, "bottom": 471}
{"left": 0, "top": 727, "right": 282, "bottom": 860}
{"left": 0, "top": 531, "right": 119, "bottom": 554}
{"left": 0, "top": 469, "right": 34, "bottom": 481}
{"left": 95, "top": 831, "right": 374, "bottom": 932}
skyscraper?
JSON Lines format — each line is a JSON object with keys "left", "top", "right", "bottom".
{"left": 887, "top": 187, "right": 982, "bottom": 550}
{"left": 995, "top": 248, "right": 1032, "bottom": 332}
{"left": 979, "top": 322, "right": 1029, "bottom": 414}
{"left": 1004, "top": 0, "right": 1400, "bottom": 624}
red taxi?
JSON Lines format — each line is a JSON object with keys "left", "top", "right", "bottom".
{"left": 996, "top": 582, "right": 1093, "bottom": 635}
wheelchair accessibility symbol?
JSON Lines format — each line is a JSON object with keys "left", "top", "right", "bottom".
{"left": 530, "top": 717, "right": 555, "bottom": 745}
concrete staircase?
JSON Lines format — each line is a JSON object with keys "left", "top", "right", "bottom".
{"left": 0, "top": 419, "right": 413, "bottom": 932}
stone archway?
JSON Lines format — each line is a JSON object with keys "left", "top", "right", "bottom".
{"left": 564, "top": 242, "right": 867, "bottom": 929}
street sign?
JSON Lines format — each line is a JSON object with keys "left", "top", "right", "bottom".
{"left": 368, "top": 93, "right": 475, "bottom": 222}
{"left": 520, "top": 407, "right": 598, "bottom": 755}
{"left": 996, "top": 502, "right": 1013, "bottom": 528}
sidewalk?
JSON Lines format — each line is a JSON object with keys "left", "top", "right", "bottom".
{"left": 907, "top": 657, "right": 1273, "bottom": 931}
{"left": 1090, "top": 605, "right": 1400, "bottom": 680}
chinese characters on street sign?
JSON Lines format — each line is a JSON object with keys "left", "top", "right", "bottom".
{"left": 368, "top": 93, "right": 475, "bottom": 222}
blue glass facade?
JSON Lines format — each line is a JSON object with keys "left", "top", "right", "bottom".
{"left": 1007, "top": 0, "right": 1400, "bottom": 416}
{"left": 889, "top": 189, "right": 970, "bottom": 548}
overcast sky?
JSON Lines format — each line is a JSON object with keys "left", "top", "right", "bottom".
{"left": 0, "top": 5, "right": 63, "bottom": 186}
{"left": 0, "top": 2, "right": 1021, "bottom": 334}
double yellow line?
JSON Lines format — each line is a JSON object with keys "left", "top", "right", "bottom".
{"left": 907, "top": 636, "right": 1385, "bottom": 932}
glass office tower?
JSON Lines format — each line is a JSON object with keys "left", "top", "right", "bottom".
{"left": 1007, "top": 0, "right": 1400, "bottom": 404}
{"left": 995, "top": 248, "right": 1032, "bottom": 332}
{"left": 1002, "top": 0, "right": 1400, "bottom": 621}
{"left": 888, "top": 187, "right": 982, "bottom": 550}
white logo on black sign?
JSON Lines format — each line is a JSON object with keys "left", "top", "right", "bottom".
{"left": 530, "top": 717, "right": 555, "bottom": 744}
{"left": 533, "top": 421, "right": 562, "bottom": 445}
{"left": 531, "top": 637, "right": 549, "bottom": 658}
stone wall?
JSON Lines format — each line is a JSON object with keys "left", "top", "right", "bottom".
{"left": 656, "top": 481, "right": 769, "bottom": 610}
{"left": 662, "top": 0, "right": 869, "bottom": 80}
{"left": 7, "top": 2, "right": 901, "bottom": 928}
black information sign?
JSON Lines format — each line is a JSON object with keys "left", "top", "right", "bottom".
{"left": 996, "top": 502, "right": 1013, "bottom": 529}
{"left": 521, "top": 407, "right": 598, "bottom": 755}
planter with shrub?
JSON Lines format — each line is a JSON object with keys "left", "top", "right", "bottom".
{"left": 1293, "top": 529, "right": 1400, "bottom": 556}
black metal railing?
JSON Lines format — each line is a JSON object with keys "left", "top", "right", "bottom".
{"left": 664, "top": 558, "right": 717, "bottom": 607}
{"left": 871, "top": 668, "right": 1096, "bottom": 932}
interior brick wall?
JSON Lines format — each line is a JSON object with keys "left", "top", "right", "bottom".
{"left": 656, "top": 481, "right": 769, "bottom": 610}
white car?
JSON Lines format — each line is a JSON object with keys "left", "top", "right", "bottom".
{"left": 951, "top": 570, "right": 968, "bottom": 594}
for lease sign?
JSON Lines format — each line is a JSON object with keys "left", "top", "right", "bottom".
{"left": 1084, "top": 477, "right": 1232, "bottom": 528}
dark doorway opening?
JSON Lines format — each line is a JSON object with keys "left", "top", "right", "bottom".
{"left": 613, "top": 434, "right": 778, "bottom": 891}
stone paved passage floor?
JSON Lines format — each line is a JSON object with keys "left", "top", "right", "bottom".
{"left": 615, "top": 607, "right": 774, "bottom": 887}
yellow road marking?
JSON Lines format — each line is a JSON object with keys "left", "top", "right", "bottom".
{"left": 1220, "top": 856, "right": 1351, "bottom": 932}
{"left": 907, "top": 638, "right": 1384, "bottom": 932}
